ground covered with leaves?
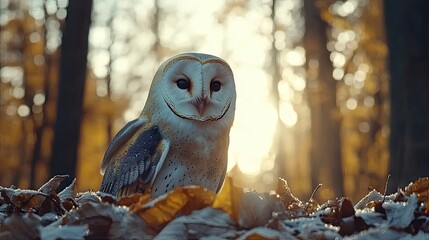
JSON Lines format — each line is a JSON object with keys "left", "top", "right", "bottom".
{"left": 0, "top": 176, "right": 428, "bottom": 239}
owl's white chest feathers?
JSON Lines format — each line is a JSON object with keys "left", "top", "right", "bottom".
{"left": 150, "top": 119, "right": 229, "bottom": 197}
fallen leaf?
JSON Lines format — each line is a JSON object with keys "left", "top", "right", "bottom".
{"left": 38, "top": 175, "right": 69, "bottom": 195}
{"left": 354, "top": 190, "right": 384, "bottom": 210}
{"left": 239, "top": 191, "right": 284, "bottom": 229}
{"left": 75, "top": 191, "right": 101, "bottom": 205}
{"left": 1, "top": 188, "right": 48, "bottom": 212}
{"left": 131, "top": 186, "right": 216, "bottom": 232}
{"left": 155, "top": 207, "right": 237, "bottom": 240}
{"left": 97, "top": 191, "right": 118, "bottom": 205}
{"left": 383, "top": 194, "right": 418, "bottom": 228}
{"left": 0, "top": 213, "right": 41, "bottom": 239}
{"left": 212, "top": 176, "right": 243, "bottom": 223}
{"left": 118, "top": 193, "right": 150, "bottom": 208}
{"left": 340, "top": 198, "right": 355, "bottom": 218}
{"left": 58, "top": 178, "right": 77, "bottom": 201}
{"left": 238, "top": 226, "right": 294, "bottom": 240}
{"left": 276, "top": 178, "right": 313, "bottom": 218}
{"left": 284, "top": 217, "right": 341, "bottom": 239}
{"left": 404, "top": 177, "right": 429, "bottom": 215}
{"left": 39, "top": 224, "right": 87, "bottom": 240}
{"left": 277, "top": 177, "right": 302, "bottom": 208}
{"left": 341, "top": 225, "right": 410, "bottom": 240}
{"left": 61, "top": 201, "right": 149, "bottom": 239}
{"left": 404, "top": 178, "right": 429, "bottom": 202}
{"left": 58, "top": 179, "right": 78, "bottom": 211}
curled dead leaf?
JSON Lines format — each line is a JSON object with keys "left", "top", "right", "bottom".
{"left": 75, "top": 191, "right": 101, "bottom": 205}
{"left": 118, "top": 193, "right": 150, "bottom": 208}
{"left": 1, "top": 188, "right": 48, "bottom": 212}
{"left": 97, "top": 191, "right": 118, "bottom": 205}
{"left": 131, "top": 186, "right": 216, "bottom": 232}
{"left": 276, "top": 178, "right": 302, "bottom": 208}
{"left": 38, "top": 175, "right": 69, "bottom": 195}
{"left": 61, "top": 201, "right": 148, "bottom": 239}
{"left": 404, "top": 177, "right": 429, "bottom": 214}
{"left": 276, "top": 178, "right": 313, "bottom": 218}
{"left": 212, "top": 176, "right": 243, "bottom": 223}
{"left": 58, "top": 178, "right": 77, "bottom": 201}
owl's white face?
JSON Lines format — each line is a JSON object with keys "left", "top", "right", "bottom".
{"left": 147, "top": 53, "right": 236, "bottom": 127}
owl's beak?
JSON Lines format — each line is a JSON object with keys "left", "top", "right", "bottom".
{"left": 195, "top": 98, "right": 207, "bottom": 115}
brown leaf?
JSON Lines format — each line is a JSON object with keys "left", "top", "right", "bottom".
{"left": 1, "top": 188, "right": 48, "bottom": 212}
{"left": 320, "top": 200, "right": 342, "bottom": 226}
{"left": 62, "top": 201, "right": 129, "bottom": 238}
{"left": 276, "top": 178, "right": 311, "bottom": 218}
{"left": 97, "top": 191, "right": 118, "bottom": 205}
{"left": 57, "top": 179, "right": 78, "bottom": 211}
{"left": 276, "top": 178, "right": 302, "bottom": 207}
{"left": 212, "top": 176, "right": 243, "bottom": 223}
{"left": 404, "top": 177, "right": 429, "bottom": 214}
{"left": 0, "top": 213, "right": 41, "bottom": 239}
{"left": 40, "top": 192, "right": 66, "bottom": 216}
{"left": 131, "top": 186, "right": 216, "bottom": 232}
{"left": 58, "top": 178, "right": 77, "bottom": 201}
{"left": 339, "top": 198, "right": 355, "bottom": 218}
{"left": 305, "top": 198, "right": 320, "bottom": 215}
{"left": 38, "top": 175, "right": 69, "bottom": 195}
{"left": 58, "top": 200, "right": 151, "bottom": 239}
{"left": 118, "top": 193, "right": 150, "bottom": 208}
{"left": 354, "top": 216, "right": 370, "bottom": 232}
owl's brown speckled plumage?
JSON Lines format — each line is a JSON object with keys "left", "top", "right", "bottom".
{"left": 100, "top": 53, "right": 236, "bottom": 198}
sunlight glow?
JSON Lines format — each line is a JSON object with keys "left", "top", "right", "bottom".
{"left": 363, "top": 96, "right": 374, "bottom": 107}
{"left": 358, "top": 122, "right": 369, "bottom": 133}
{"left": 285, "top": 47, "right": 306, "bottom": 66}
{"left": 17, "top": 104, "right": 30, "bottom": 117}
{"left": 346, "top": 98, "right": 357, "bottom": 110}
{"left": 0, "top": 66, "right": 23, "bottom": 84}
{"left": 331, "top": 52, "right": 346, "bottom": 68}
{"left": 12, "top": 87, "right": 25, "bottom": 99}
{"left": 333, "top": 68, "right": 344, "bottom": 80}
{"left": 279, "top": 101, "right": 297, "bottom": 127}
{"left": 230, "top": 98, "right": 278, "bottom": 175}
{"left": 33, "top": 93, "right": 46, "bottom": 105}
{"left": 227, "top": 67, "right": 278, "bottom": 175}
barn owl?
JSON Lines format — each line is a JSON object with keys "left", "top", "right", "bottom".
{"left": 100, "top": 53, "right": 236, "bottom": 198}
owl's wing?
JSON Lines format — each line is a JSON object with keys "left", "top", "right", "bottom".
{"left": 100, "top": 118, "right": 170, "bottom": 197}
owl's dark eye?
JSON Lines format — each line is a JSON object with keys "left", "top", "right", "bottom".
{"left": 210, "top": 81, "right": 221, "bottom": 92}
{"left": 176, "top": 79, "right": 190, "bottom": 90}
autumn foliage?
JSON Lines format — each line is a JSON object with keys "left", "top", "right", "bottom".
{"left": 1, "top": 176, "right": 428, "bottom": 239}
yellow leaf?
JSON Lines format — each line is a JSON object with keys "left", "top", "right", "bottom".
{"left": 212, "top": 176, "right": 243, "bottom": 223}
{"left": 404, "top": 177, "right": 429, "bottom": 214}
{"left": 131, "top": 186, "right": 215, "bottom": 232}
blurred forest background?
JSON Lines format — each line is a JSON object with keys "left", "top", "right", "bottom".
{"left": 0, "top": 0, "right": 428, "bottom": 203}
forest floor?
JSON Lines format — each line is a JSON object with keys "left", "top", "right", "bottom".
{"left": 0, "top": 175, "right": 428, "bottom": 239}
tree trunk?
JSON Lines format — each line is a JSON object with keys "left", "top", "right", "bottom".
{"left": 303, "top": 0, "right": 344, "bottom": 200}
{"left": 385, "top": 0, "right": 429, "bottom": 192}
{"left": 49, "top": 0, "right": 93, "bottom": 190}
